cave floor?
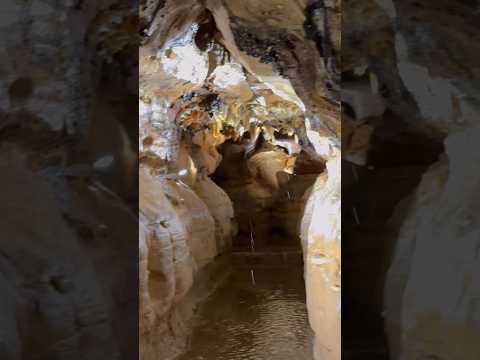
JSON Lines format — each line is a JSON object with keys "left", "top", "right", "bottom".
{"left": 176, "top": 248, "right": 314, "bottom": 360}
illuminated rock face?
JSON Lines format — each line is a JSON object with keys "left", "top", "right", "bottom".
{"left": 301, "top": 149, "right": 341, "bottom": 360}
{"left": 140, "top": 1, "right": 340, "bottom": 359}
{"left": 138, "top": 88, "right": 236, "bottom": 360}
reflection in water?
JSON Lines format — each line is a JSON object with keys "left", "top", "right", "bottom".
{"left": 177, "top": 265, "right": 314, "bottom": 360}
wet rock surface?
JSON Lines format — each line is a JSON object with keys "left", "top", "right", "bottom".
{"left": 140, "top": 1, "right": 340, "bottom": 359}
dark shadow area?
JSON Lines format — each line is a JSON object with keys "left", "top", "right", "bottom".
{"left": 212, "top": 142, "right": 325, "bottom": 251}
{"left": 341, "top": 1, "right": 480, "bottom": 358}
{"left": 342, "top": 112, "right": 444, "bottom": 359}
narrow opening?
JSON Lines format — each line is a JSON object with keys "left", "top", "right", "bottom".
{"left": 212, "top": 142, "right": 325, "bottom": 251}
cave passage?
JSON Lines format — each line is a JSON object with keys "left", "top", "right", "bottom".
{"left": 174, "top": 141, "right": 324, "bottom": 360}
{"left": 139, "top": 4, "right": 339, "bottom": 358}
{"left": 213, "top": 141, "right": 325, "bottom": 251}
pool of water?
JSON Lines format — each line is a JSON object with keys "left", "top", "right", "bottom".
{"left": 176, "top": 263, "right": 314, "bottom": 360}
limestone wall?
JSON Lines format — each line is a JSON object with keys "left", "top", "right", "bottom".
{"left": 140, "top": 1, "right": 341, "bottom": 358}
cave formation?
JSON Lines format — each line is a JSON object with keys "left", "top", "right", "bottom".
{"left": 0, "top": 0, "right": 478, "bottom": 359}
{"left": 139, "top": 0, "right": 340, "bottom": 359}
{"left": 140, "top": 0, "right": 480, "bottom": 359}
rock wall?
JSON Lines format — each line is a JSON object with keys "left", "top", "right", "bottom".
{"left": 139, "top": 16, "right": 236, "bottom": 356}
{"left": 344, "top": 0, "right": 480, "bottom": 358}
{"left": 0, "top": 2, "right": 138, "bottom": 359}
{"left": 138, "top": 108, "right": 236, "bottom": 360}
{"left": 140, "top": 1, "right": 341, "bottom": 359}
{"left": 138, "top": 132, "right": 237, "bottom": 359}
{"left": 384, "top": 130, "right": 480, "bottom": 360}
{"left": 0, "top": 146, "right": 138, "bottom": 359}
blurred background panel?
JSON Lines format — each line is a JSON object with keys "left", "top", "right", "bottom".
{"left": 342, "top": 0, "right": 480, "bottom": 359}
{"left": 0, "top": 1, "right": 138, "bottom": 359}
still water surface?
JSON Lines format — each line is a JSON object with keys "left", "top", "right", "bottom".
{"left": 177, "top": 265, "right": 314, "bottom": 360}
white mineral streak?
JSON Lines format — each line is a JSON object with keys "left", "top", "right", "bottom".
{"left": 159, "top": 23, "right": 209, "bottom": 86}
{"left": 307, "top": 157, "right": 341, "bottom": 246}
{"left": 212, "top": 62, "right": 246, "bottom": 88}
{"left": 161, "top": 43, "right": 209, "bottom": 85}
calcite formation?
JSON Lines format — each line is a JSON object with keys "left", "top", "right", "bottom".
{"left": 140, "top": 0, "right": 341, "bottom": 359}
{"left": 301, "top": 147, "right": 341, "bottom": 360}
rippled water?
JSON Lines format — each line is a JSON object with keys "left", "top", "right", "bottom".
{"left": 177, "top": 265, "right": 314, "bottom": 360}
